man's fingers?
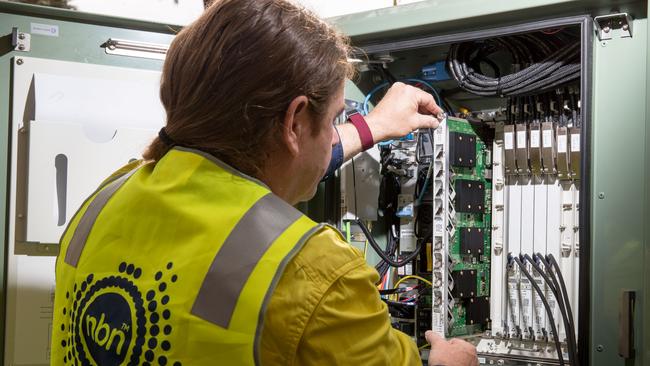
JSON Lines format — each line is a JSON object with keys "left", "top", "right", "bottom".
{"left": 417, "top": 114, "right": 441, "bottom": 129}
{"left": 425, "top": 330, "right": 445, "bottom": 347}
{"left": 413, "top": 88, "right": 443, "bottom": 116}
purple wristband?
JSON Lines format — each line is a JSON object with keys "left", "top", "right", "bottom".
{"left": 348, "top": 113, "right": 374, "bottom": 151}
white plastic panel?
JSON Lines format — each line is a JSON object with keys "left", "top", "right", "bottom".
{"left": 24, "top": 121, "right": 156, "bottom": 244}
{"left": 32, "top": 73, "right": 164, "bottom": 128}
{"left": 545, "top": 176, "right": 563, "bottom": 340}
{"left": 558, "top": 181, "right": 575, "bottom": 341}
{"left": 532, "top": 175, "right": 548, "bottom": 340}
{"left": 506, "top": 177, "right": 521, "bottom": 338}
{"left": 519, "top": 176, "right": 535, "bottom": 339}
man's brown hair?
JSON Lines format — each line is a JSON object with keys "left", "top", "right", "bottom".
{"left": 144, "top": 0, "right": 353, "bottom": 175}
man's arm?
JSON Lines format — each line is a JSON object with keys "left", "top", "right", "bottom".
{"left": 295, "top": 260, "right": 422, "bottom": 365}
{"left": 323, "top": 82, "right": 444, "bottom": 180}
{"left": 341, "top": 82, "right": 444, "bottom": 161}
{"left": 294, "top": 257, "right": 478, "bottom": 365}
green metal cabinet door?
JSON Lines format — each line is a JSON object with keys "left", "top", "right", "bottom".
{"left": 590, "top": 17, "right": 647, "bottom": 366}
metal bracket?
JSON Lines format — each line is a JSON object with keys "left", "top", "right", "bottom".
{"left": 594, "top": 13, "right": 633, "bottom": 41}
{"left": 11, "top": 27, "right": 31, "bottom": 52}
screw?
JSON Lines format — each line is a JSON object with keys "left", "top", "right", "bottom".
{"left": 598, "top": 192, "right": 605, "bottom": 199}
{"left": 18, "top": 44, "right": 24, "bottom": 51}
{"left": 622, "top": 24, "right": 629, "bottom": 31}
{"left": 16, "top": 58, "right": 23, "bottom": 65}
{"left": 596, "top": 345, "right": 604, "bottom": 352}
{"left": 18, "top": 33, "right": 25, "bottom": 40}
{"left": 603, "top": 26, "right": 611, "bottom": 33}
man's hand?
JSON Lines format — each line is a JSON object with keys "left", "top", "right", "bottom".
{"left": 365, "top": 82, "right": 444, "bottom": 143}
{"left": 426, "top": 330, "right": 478, "bottom": 366}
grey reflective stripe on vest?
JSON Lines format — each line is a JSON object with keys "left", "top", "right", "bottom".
{"left": 64, "top": 167, "right": 140, "bottom": 267}
{"left": 190, "top": 192, "right": 302, "bottom": 328}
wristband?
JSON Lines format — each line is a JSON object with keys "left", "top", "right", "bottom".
{"left": 348, "top": 113, "right": 374, "bottom": 151}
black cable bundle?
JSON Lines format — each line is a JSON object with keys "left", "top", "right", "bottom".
{"left": 511, "top": 253, "right": 579, "bottom": 366}
{"left": 512, "top": 256, "right": 565, "bottom": 366}
{"left": 357, "top": 219, "right": 422, "bottom": 268}
{"left": 448, "top": 32, "right": 580, "bottom": 96}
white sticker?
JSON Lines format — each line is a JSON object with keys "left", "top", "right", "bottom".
{"left": 542, "top": 130, "right": 553, "bottom": 148}
{"left": 557, "top": 135, "right": 567, "bottom": 153}
{"left": 31, "top": 23, "right": 59, "bottom": 37}
{"left": 516, "top": 130, "right": 527, "bottom": 148}
{"left": 530, "top": 130, "right": 540, "bottom": 148}
{"left": 571, "top": 133, "right": 580, "bottom": 152}
{"left": 504, "top": 132, "right": 514, "bottom": 150}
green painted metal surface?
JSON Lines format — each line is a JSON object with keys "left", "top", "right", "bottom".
{"left": 0, "top": 3, "right": 172, "bottom": 363}
{"left": 590, "top": 19, "right": 647, "bottom": 366}
{"left": 329, "top": 0, "right": 643, "bottom": 42}
{"left": 644, "top": 3, "right": 650, "bottom": 364}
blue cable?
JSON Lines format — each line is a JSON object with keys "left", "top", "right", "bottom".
{"left": 362, "top": 79, "right": 443, "bottom": 146}
{"left": 402, "top": 78, "right": 442, "bottom": 106}
{"left": 362, "top": 81, "right": 390, "bottom": 115}
{"left": 362, "top": 79, "right": 443, "bottom": 116}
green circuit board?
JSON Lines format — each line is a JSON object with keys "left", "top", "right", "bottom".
{"left": 447, "top": 117, "right": 492, "bottom": 337}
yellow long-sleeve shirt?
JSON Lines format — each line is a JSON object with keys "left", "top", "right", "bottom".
{"left": 260, "top": 227, "right": 421, "bottom": 365}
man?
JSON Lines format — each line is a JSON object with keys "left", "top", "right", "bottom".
{"left": 51, "top": 0, "right": 478, "bottom": 365}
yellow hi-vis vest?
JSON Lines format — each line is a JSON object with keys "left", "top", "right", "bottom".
{"left": 51, "top": 146, "right": 323, "bottom": 366}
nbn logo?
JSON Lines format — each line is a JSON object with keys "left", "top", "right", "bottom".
{"left": 85, "top": 312, "right": 127, "bottom": 355}
{"left": 82, "top": 292, "right": 133, "bottom": 365}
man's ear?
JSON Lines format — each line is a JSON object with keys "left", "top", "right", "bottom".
{"left": 282, "top": 95, "right": 310, "bottom": 157}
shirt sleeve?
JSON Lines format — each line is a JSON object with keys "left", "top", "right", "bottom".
{"left": 321, "top": 127, "right": 344, "bottom": 181}
{"left": 294, "top": 262, "right": 421, "bottom": 366}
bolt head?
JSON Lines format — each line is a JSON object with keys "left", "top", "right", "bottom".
{"left": 18, "top": 33, "right": 25, "bottom": 39}
{"left": 18, "top": 44, "right": 25, "bottom": 51}
{"left": 598, "top": 192, "right": 605, "bottom": 199}
{"left": 622, "top": 24, "right": 629, "bottom": 31}
{"left": 16, "top": 58, "right": 23, "bottom": 65}
{"left": 603, "top": 26, "right": 611, "bottom": 33}
{"left": 596, "top": 344, "right": 604, "bottom": 352}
